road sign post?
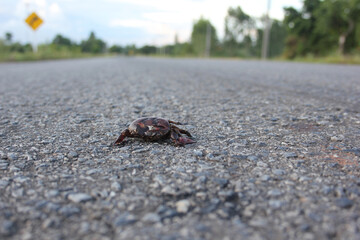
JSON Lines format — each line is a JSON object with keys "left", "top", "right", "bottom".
{"left": 25, "top": 12, "right": 43, "bottom": 53}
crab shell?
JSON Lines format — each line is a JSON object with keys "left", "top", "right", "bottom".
{"left": 114, "top": 117, "right": 195, "bottom": 146}
{"left": 128, "top": 117, "right": 171, "bottom": 140}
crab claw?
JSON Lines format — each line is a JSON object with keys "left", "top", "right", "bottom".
{"left": 178, "top": 137, "right": 196, "bottom": 145}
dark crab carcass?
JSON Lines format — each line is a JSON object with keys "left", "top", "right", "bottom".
{"left": 114, "top": 117, "right": 196, "bottom": 146}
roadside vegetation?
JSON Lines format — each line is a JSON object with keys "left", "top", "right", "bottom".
{"left": 1, "top": 0, "right": 359, "bottom": 64}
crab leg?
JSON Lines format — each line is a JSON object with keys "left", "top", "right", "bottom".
{"left": 114, "top": 129, "right": 130, "bottom": 145}
{"left": 175, "top": 126, "right": 193, "bottom": 138}
{"left": 170, "top": 128, "right": 195, "bottom": 146}
{"left": 168, "top": 120, "right": 183, "bottom": 125}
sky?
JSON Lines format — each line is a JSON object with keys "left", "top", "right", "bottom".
{"left": 0, "top": 0, "right": 302, "bottom": 47}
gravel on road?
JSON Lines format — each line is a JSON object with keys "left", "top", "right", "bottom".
{"left": 0, "top": 57, "right": 360, "bottom": 240}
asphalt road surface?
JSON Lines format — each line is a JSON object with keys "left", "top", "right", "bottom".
{"left": 1, "top": 57, "right": 360, "bottom": 240}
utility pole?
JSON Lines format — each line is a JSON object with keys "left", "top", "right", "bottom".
{"left": 261, "top": 0, "right": 272, "bottom": 59}
{"left": 205, "top": 22, "right": 211, "bottom": 58}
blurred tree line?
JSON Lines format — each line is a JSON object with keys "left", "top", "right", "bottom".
{"left": 1, "top": 0, "right": 359, "bottom": 60}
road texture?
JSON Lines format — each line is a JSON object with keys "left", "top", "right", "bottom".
{"left": 0, "top": 57, "right": 360, "bottom": 240}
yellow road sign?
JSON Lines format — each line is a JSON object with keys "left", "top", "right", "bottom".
{"left": 25, "top": 12, "right": 43, "bottom": 31}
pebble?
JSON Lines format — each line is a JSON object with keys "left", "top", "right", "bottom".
{"left": 7, "top": 153, "right": 18, "bottom": 161}
{"left": 272, "top": 169, "right": 286, "bottom": 176}
{"left": 335, "top": 198, "right": 353, "bottom": 209}
{"left": 68, "top": 151, "right": 79, "bottom": 158}
{"left": 212, "top": 178, "right": 229, "bottom": 188}
{"left": 267, "top": 189, "right": 283, "bottom": 197}
{"left": 284, "top": 152, "right": 298, "bottom": 158}
{"left": 58, "top": 205, "right": 80, "bottom": 217}
{"left": 176, "top": 199, "right": 191, "bottom": 213}
{"left": 269, "top": 200, "right": 285, "bottom": 209}
{"left": 142, "top": 213, "right": 161, "bottom": 223}
{"left": 247, "top": 155, "right": 258, "bottom": 161}
{"left": 260, "top": 175, "right": 271, "bottom": 181}
{"left": 113, "top": 213, "right": 137, "bottom": 226}
{"left": 0, "top": 220, "right": 16, "bottom": 236}
{"left": 193, "top": 150, "right": 203, "bottom": 157}
{"left": 161, "top": 186, "right": 177, "bottom": 195}
{"left": 111, "top": 182, "right": 122, "bottom": 192}
{"left": 68, "top": 193, "right": 94, "bottom": 203}
{"left": 0, "top": 180, "right": 9, "bottom": 188}
{"left": 0, "top": 162, "right": 9, "bottom": 170}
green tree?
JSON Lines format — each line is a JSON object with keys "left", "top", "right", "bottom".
{"left": 109, "top": 45, "right": 123, "bottom": 53}
{"left": 139, "top": 45, "right": 157, "bottom": 55}
{"left": 80, "top": 32, "right": 106, "bottom": 53}
{"left": 224, "top": 7, "right": 255, "bottom": 43}
{"left": 314, "top": 0, "right": 360, "bottom": 55}
{"left": 223, "top": 6, "right": 256, "bottom": 57}
{"left": 191, "top": 17, "right": 218, "bottom": 56}
{"left": 52, "top": 34, "right": 72, "bottom": 46}
{"left": 283, "top": 0, "right": 360, "bottom": 58}
{"left": 283, "top": 0, "right": 324, "bottom": 58}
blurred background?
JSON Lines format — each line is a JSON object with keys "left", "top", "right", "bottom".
{"left": 1, "top": 0, "right": 360, "bottom": 63}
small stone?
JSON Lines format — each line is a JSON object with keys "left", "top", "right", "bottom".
{"left": 249, "top": 217, "right": 268, "bottom": 227}
{"left": 113, "top": 213, "right": 137, "bottom": 226}
{"left": 186, "top": 158, "right": 197, "bottom": 163}
{"left": 212, "top": 178, "right": 229, "bottom": 188}
{"left": 321, "top": 186, "right": 333, "bottom": 195}
{"left": 260, "top": 175, "right": 271, "bottom": 181}
{"left": 193, "top": 150, "right": 203, "bottom": 157}
{"left": 161, "top": 186, "right": 177, "bottom": 195}
{"left": 86, "top": 169, "right": 101, "bottom": 175}
{"left": 13, "top": 176, "right": 30, "bottom": 183}
{"left": 0, "top": 220, "right": 16, "bottom": 236}
{"left": 68, "top": 151, "right": 79, "bottom": 158}
{"left": 284, "top": 152, "right": 298, "bottom": 158}
{"left": 81, "top": 133, "right": 90, "bottom": 139}
{"left": 218, "top": 190, "right": 237, "bottom": 201}
{"left": 12, "top": 188, "right": 24, "bottom": 198}
{"left": 59, "top": 205, "right": 80, "bottom": 217}
{"left": 267, "top": 189, "right": 282, "bottom": 197}
{"left": 299, "top": 176, "right": 312, "bottom": 182}
{"left": 300, "top": 223, "right": 311, "bottom": 232}
{"left": 335, "top": 198, "right": 353, "bottom": 209}
{"left": 42, "top": 218, "right": 60, "bottom": 229}
{"left": 79, "top": 222, "right": 90, "bottom": 234}
{"left": 45, "top": 190, "right": 60, "bottom": 198}
{"left": 272, "top": 169, "right": 286, "bottom": 176}
{"left": 0, "top": 180, "right": 9, "bottom": 188}
{"left": 330, "top": 135, "right": 344, "bottom": 142}
{"left": 68, "top": 193, "right": 93, "bottom": 203}
{"left": 9, "top": 166, "right": 20, "bottom": 172}
{"left": 247, "top": 155, "right": 258, "bottom": 161}
{"left": 269, "top": 200, "right": 285, "bottom": 209}
{"left": 142, "top": 213, "right": 161, "bottom": 223}
{"left": 0, "top": 163, "right": 9, "bottom": 170}
{"left": 176, "top": 199, "right": 191, "bottom": 213}
{"left": 7, "top": 153, "right": 18, "bottom": 161}
{"left": 111, "top": 182, "right": 122, "bottom": 192}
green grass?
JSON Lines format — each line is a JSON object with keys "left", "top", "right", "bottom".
{"left": 0, "top": 44, "right": 115, "bottom": 62}
{"left": 276, "top": 53, "right": 360, "bottom": 65}
{"left": 1, "top": 47, "right": 360, "bottom": 64}
{"left": 0, "top": 51, "right": 112, "bottom": 62}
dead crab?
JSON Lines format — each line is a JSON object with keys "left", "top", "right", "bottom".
{"left": 114, "top": 117, "right": 196, "bottom": 146}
